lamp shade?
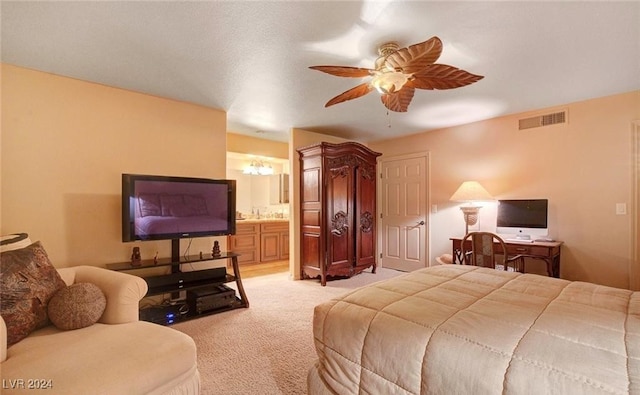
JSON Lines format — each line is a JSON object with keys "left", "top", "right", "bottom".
{"left": 449, "top": 181, "right": 494, "bottom": 202}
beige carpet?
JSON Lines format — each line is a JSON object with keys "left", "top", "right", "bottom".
{"left": 173, "top": 267, "right": 404, "bottom": 395}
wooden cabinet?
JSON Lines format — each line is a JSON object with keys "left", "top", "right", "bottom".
{"left": 260, "top": 222, "right": 289, "bottom": 262}
{"left": 280, "top": 231, "right": 290, "bottom": 260}
{"left": 230, "top": 221, "right": 289, "bottom": 264}
{"left": 297, "top": 141, "right": 381, "bottom": 285}
{"left": 229, "top": 223, "right": 260, "bottom": 264}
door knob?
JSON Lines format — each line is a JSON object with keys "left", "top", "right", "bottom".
{"left": 407, "top": 220, "right": 425, "bottom": 229}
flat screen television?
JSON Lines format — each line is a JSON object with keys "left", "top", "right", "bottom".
{"left": 122, "top": 174, "right": 236, "bottom": 259}
{"left": 496, "top": 199, "right": 548, "bottom": 240}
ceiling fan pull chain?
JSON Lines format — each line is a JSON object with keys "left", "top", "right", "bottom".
{"left": 387, "top": 110, "right": 392, "bottom": 128}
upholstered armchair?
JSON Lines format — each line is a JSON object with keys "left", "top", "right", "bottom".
{"left": 0, "top": 235, "right": 200, "bottom": 394}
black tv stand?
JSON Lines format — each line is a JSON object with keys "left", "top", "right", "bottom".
{"left": 106, "top": 251, "right": 249, "bottom": 324}
{"left": 171, "top": 238, "right": 180, "bottom": 273}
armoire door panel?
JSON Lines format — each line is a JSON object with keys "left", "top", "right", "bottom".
{"left": 303, "top": 169, "right": 321, "bottom": 203}
{"left": 327, "top": 165, "right": 354, "bottom": 268}
{"left": 357, "top": 230, "right": 375, "bottom": 262}
{"left": 302, "top": 233, "right": 321, "bottom": 268}
{"left": 328, "top": 167, "right": 352, "bottom": 215}
{"left": 355, "top": 166, "right": 377, "bottom": 265}
{"left": 330, "top": 228, "right": 351, "bottom": 264}
{"left": 303, "top": 209, "right": 321, "bottom": 226}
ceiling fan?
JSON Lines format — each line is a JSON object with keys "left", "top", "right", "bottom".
{"left": 309, "top": 36, "right": 484, "bottom": 112}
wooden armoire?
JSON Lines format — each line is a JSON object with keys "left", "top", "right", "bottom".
{"left": 297, "top": 142, "right": 382, "bottom": 286}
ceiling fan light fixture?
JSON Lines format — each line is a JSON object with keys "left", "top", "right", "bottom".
{"left": 378, "top": 42, "right": 400, "bottom": 57}
{"left": 371, "top": 70, "right": 409, "bottom": 94}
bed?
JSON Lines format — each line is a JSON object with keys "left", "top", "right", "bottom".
{"left": 308, "top": 265, "right": 640, "bottom": 394}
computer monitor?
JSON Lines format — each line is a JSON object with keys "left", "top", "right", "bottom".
{"left": 496, "top": 199, "right": 548, "bottom": 241}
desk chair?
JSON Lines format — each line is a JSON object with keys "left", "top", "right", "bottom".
{"left": 461, "top": 232, "right": 525, "bottom": 272}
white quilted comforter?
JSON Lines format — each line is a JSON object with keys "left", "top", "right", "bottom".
{"left": 311, "top": 265, "right": 640, "bottom": 394}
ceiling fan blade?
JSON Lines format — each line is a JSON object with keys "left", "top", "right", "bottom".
{"left": 407, "top": 64, "right": 484, "bottom": 90}
{"left": 309, "top": 65, "right": 374, "bottom": 78}
{"left": 384, "top": 36, "right": 443, "bottom": 74}
{"left": 381, "top": 87, "right": 415, "bottom": 112}
{"left": 325, "top": 83, "right": 374, "bottom": 107}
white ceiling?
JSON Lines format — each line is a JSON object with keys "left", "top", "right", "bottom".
{"left": 2, "top": 1, "right": 639, "bottom": 143}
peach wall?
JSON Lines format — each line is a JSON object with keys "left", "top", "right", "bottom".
{"left": 1, "top": 64, "right": 228, "bottom": 268}
{"left": 370, "top": 90, "right": 640, "bottom": 288}
{"left": 227, "top": 133, "right": 288, "bottom": 159}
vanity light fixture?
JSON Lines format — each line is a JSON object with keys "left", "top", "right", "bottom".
{"left": 243, "top": 159, "right": 274, "bottom": 176}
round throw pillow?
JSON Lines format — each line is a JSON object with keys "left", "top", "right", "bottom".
{"left": 48, "top": 283, "right": 106, "bottom": 330}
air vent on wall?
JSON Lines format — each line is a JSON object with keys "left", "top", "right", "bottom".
{"left": 519, "top": 110, "right": 567, "bottom": 130}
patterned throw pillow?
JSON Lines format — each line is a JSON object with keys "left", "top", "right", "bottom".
{"left": 0, "top": 241, "right": 67, "bottom": 346}
{"left": 48, "top": 283, "right": 106, "bottom": 330}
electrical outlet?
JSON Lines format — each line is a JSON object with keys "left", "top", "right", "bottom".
{"left": 616, "top": 203, "right": 627, "bottom": 215}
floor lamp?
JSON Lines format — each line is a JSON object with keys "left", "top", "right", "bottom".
{"left": 450, "top": 181, "right": 494, "bottom": 235}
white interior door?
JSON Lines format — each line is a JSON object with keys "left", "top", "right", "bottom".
{"left": 380, "top": 154, "right": 429, "bottom": 272}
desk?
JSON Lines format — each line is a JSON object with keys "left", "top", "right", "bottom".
{"left": 450, "top": 237, "right": 563, "bottom": 278}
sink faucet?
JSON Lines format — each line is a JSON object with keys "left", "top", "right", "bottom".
{"left": 252, "top": 207, "right": 261, "bottom": 219}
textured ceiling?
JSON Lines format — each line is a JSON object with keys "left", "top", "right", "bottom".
{"left": 2, "top": 1, "right": 639, "bottom": 142}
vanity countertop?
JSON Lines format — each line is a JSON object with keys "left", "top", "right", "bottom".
{"left": 237, "top": 218, "right": 289, "bottom": 224}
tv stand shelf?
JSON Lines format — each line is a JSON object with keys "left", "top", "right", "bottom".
{"left": 106, "top": 252, "right": 249, "bottom": 324}
{"left": 143, "top": 273, "right": 238, "bottom": 296}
